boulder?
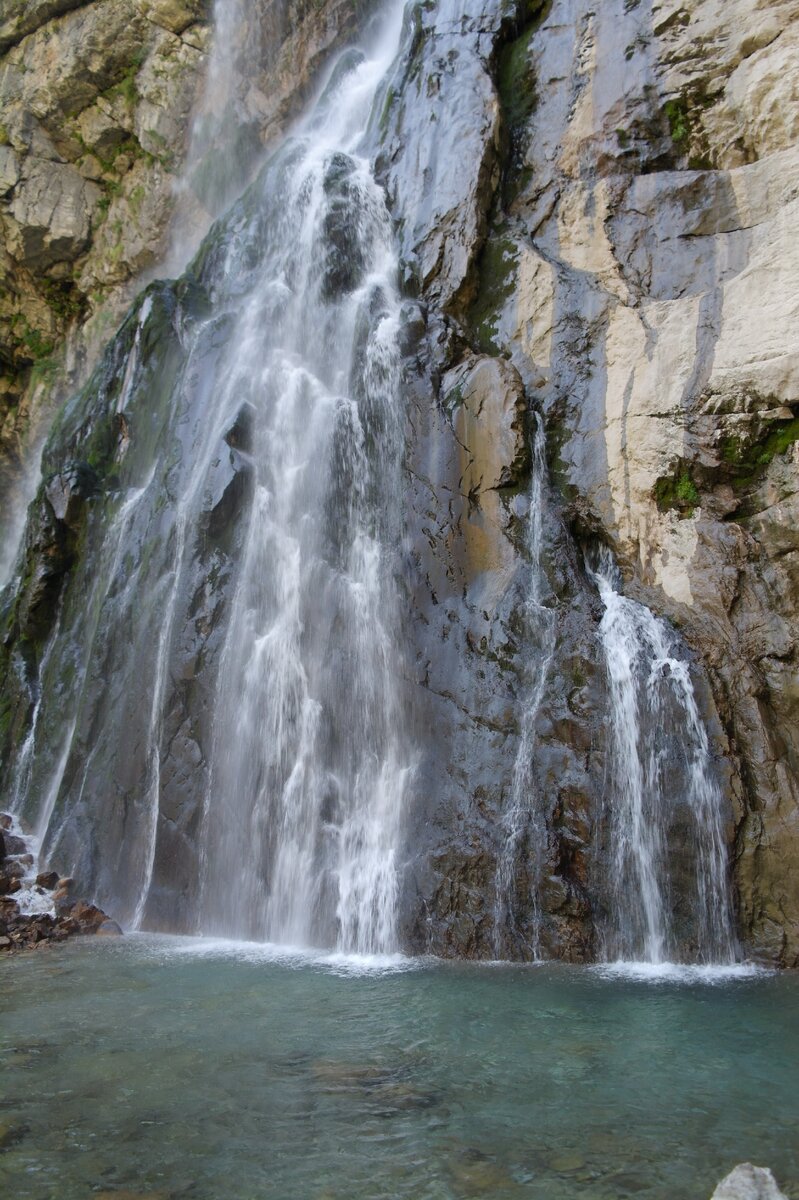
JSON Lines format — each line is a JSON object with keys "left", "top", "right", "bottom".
{"left": 35, "top": 870, "right": 59, "bottom": 889}
{"left": 96, "top": 919, "right": 123, "bottom": 936}
{"left": 711, "top": 1164, "right": 789, "bottom": 1200}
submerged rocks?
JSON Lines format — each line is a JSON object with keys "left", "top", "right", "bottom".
{"left": 711, "top": 1164, "right": 789, "bottom": 1200}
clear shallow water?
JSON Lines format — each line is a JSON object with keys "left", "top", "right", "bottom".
{"left": 0, "top": 938, "right": 796, "bottom": 1200}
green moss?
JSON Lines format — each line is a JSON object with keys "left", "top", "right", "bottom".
{"left": 378, "top": 85, "right": 396, "bottom": 137}
{"left": 41, "top": 278, "right": 86, "bottom": 322}
{"left": 497, "top": 31, "right": 537, "bottom": 134}
{"left": 29, "top": 356, "right": 60, "bottom": 389}
{"left": 661, "top": 87, "right": 716, "bottom": 169}
{"left": 676, "top": 473, "right": 700, "bottom": 506}
{"left": 664, "top": 97, "right": 690, "bottom": 145}
{"left": 0, "top": 124, "right": 9, "bottom": 146}
{"left": 654, "top": 470, "right": 700, "bottom": 517}
{"left": 444, "top": 382, "right": 463, "bottom": 413}
{"left": 129, "top": 184, "right": 146, "bottom": 213}
{"left": 13, "top": 318, "right": 55, "bottom": 360}
{"left": 116, "top": 70, "right": 139, "bottom": 108}
{"left": 721, "top": 417, "right": 799, "bottom": 487}
{"left": 469, "top": 233, "right": 519, "bottom": 355}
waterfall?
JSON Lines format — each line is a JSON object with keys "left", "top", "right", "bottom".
{"left": 166, "top": 0, "right": 261, "bottom": 271}
{"left": 3, "top": 3, "right": 412, "bottom": 955}
{"left": 590, "top": 548, "right": 736, "bottom": 964}
{"left": 494, "top": 413, "right": 556, "bottom": 958}
{"left": 175, "top": 5, "right": 413, "bottom": 952}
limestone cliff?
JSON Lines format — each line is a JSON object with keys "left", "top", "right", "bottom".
{"left": 0, "top": 0, "right": 210, "bottom": 536}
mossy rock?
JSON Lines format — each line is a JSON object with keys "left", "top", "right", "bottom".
{"left": 468, "top": 232, "right": 520, "bottom": 354}
{"left": 654, "top": 470, "right": 700, "bottom": 517}
{"left": 720, "top": 417, "right": 799, "bottom": 487}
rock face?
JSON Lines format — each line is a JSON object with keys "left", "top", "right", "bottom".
{"left": 0, "top": 0, "right": 211, "bottom": 574}
{"left": 376, "top": 0, "right": 799, "bottom": 966}
{"left": 0, "top": 0, "right": 798, "bottom": 965}
{"left": 711, "top": 1164, "right": 789, "bottom": 1200}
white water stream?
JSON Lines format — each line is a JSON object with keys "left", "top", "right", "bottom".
{"left": 193, "top": 4, "right": 412, "bottom": 953}
{"left": 494, "top": 413, "right": 555, "bottom": 957}
{"left": 591, "top": 548, "right": 736, "bottom": 964}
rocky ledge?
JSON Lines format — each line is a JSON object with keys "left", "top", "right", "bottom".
{"left": 0, "top": 811, "right": 121, "bottom": 952}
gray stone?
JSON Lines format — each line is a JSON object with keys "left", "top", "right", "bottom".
{"left": 711, "top": 1164, "right": 789, "bottom": 1200}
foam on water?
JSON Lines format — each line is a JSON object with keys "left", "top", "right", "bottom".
{"left": 131, "top": 932, "right": 417, "bottom": 976}
{"left": 593, "top": 959, "right": 769, "bottom": 984}
{"left": 3, "top": 815, "right": 56, "bottom": 918}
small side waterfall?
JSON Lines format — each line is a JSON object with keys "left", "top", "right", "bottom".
{"left": 494, "top": 413, "right": 556, "bottom": 958}
{"left": 167, "top": 0, "right": 261, "bottom": 270}
{"left": 590, "top": 549, "right": 736, "bottom": 964}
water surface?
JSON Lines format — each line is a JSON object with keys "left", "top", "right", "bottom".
{"left": 1, "top": 937, "right": 796, "bottom": 1199}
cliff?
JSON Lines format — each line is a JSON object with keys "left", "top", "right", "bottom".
{"left": 1, "top": 0, "right": 797, "bottom": 966}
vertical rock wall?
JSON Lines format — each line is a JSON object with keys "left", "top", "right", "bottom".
{"left": 381, "top": 0, "right": 799, "bottom": 965}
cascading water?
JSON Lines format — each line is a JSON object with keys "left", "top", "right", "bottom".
{"left": 196, "top": 28, "right": 414, "bottom": 951}
{"left": 590, "top": 548, "right": 736, "bottom": 965}
{"left": 3, "top": 3, "right": 413, "bottom": 956}
{"left": 493, "top": 413, "right": 556, "bottom": 958}
{"left": 166, "top": 0, "right": 262, "bottom": 272}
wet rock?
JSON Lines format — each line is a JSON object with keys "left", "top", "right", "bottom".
{"left": 547, "top": 1151, "right": 586, "bottom": 1174}
{"left": 35, "top": 871, "right": 59, "bottom": 889}
{"left": 0, "top": 1119, "right": 27, "bottom": 1148}
{"left": 96, "top": 919, "right": 123, "bottom": 936}
{"left": 711, "top": 1164, "right": 789, "bottom": 1200}
{"left": 3, "top": 834, "right": 26, "bottom": 856}
{"left": 450, "top": 1153, "right": 521, "bottom": 1196}
{"left": 52, "top": 877, "right": 75, "bottom": 902}
{"left": 69, "top": 900, "right": 109, "bottom": 931}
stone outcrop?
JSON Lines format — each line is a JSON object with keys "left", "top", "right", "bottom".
{"left": 0, "top": 0, "right": 211, "bottom": 573}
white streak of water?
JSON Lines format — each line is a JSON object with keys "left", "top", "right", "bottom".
{"left": 590, "top": 547, "right": 736, "bottom": 965}
{"left": 494, "top": 412, "right": 555, "bottom": 958}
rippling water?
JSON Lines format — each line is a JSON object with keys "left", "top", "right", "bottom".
{"left": 1, "top": 938, "right": 796, "bottom": 1199}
